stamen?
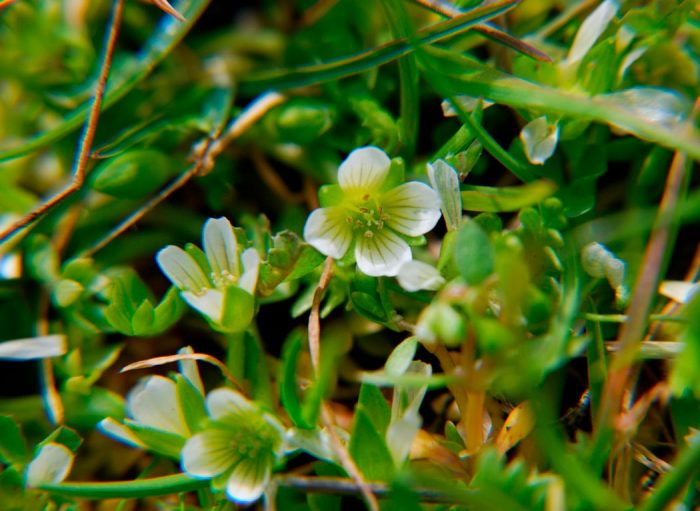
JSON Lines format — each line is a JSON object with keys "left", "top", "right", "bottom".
{"left": 364, "top": 230, "right": 374, "bottom": 238}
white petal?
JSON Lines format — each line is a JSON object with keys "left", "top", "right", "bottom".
{"left": 238, "top": 248, "right": 260, "bottom": 295}
{"left": 303, "top": 207, "right": 352, "bottom": 259}
{"left": 97, "top": 418, "right": 146, "bottom": 449}
{"left": 337, "top": 146, "right": 391, "bottom": 192}
{"left": 355, "top": 229, "right": 411, "bottom": 277}
{"left": 0, "top": 334, "right": 66, "bottom": 360}
{"left": 427, "top": 160, "right": 462, "bottom": 231}
{"left": 182, "top": 289, "right": 224, "bottom": 322}
{"left": 567, "top": 0, "right": 618, "bottom": 64}
{"left": 226, "top": 457, "right": 271, "bottom": 504}
{"left": 178, "top": 346, "right": 204, "bottom": 395}
{"left": 25, "top": 443, "right": 74, "bottom": 487}
{"left": 203, "top": 217, "right": 240, "bottom": 280}
{"left": 157, "top": 245, "right": 210, "bottom": 292}
{"left": 182, "top": 430, "right": 238, "bottom": 478}
{"left": 386, "top": 413, "right": 421, "bottom": 465}
{"left": 382, "top": 182, "right": 441, "bottom": 237}
{"left": 659, "top": 281, "right": 700, "bottom": 304}
{"left": 127, "top": 376, "right": 189, "bottom": 437}
{"left": 520, "top": 117, "right": 559, "bottom": 165}
{"left": 396, "top": 260, "right": 445, "bottom": 292}
{"left": 207, "top": 387, "right": 255, "bottom": 419}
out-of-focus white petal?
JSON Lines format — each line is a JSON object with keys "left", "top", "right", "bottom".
{"left": 182, "top": 431, "right": 238, "bottom": 478}
{"left": 178, "top": 346, "right": 204, "bottom": 395}
{"left": 25, "top": 443, "right": 74, "bottom": 488}
{"left": 520, "top": 117, "right": 559, "bottom": 165}
{"left": 382, "top": 182, "right": 441, "bottom": 237}
{"left": 203, "top": 217, "right": 240, "bottom": 281}
{"left": 238, "top": 248, "right": 260, "bottom": 295}
{"left": 127, "top": 376, "right": 189, "bottom": 437}
{"left": 355, "top": 229, "right": 411, "bottom": 277}
{"left": 157, "top": 245, "right": 209, "bottom": 292}
{"left": 0, "top": 334, "right": 66, "bottom": 361}
{"left": 97, "top": 418, "right": 146, "bottom": 449}
{"left": 337, "top": 146, "right": 391, "bottom": 192}
{"left": 386, "top": 413, "right": 421, "bottom": 465}
{"left": 659, "top": 281, "right": 700, "bottom": 304}
{"left": 182, "top": 289, "right": 224, "bottom": 322}
{"left": 567, "top": 0, "right": 619, "bottom": 64}
{"left": 303, "top": 207, "right": 352, "bottom": 259}
{"left": 207, "top": 387, "right": 255, "bottom": 419}
{"left": 428, "top": 160, "right": 462, "bottom": 231}
{"left": 396, "top": 260, "right": 445, "bottom": 292}
{"left": 226, "top": 457, "right": 271, "bottom": 504}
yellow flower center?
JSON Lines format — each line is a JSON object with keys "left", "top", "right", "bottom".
{"left": 344, "top": 193, "right": 390, "bottom": 238}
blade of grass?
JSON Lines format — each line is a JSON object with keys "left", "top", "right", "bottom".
{"left": 380, "top": 0, "right": 421, "bottom": 158}
{"left": 40, "top": 474, "right": 207, "bottom": 499}
{"left": 238, "top": 0, "right": 521, "bottom": 92}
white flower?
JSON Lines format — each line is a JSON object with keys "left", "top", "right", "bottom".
{"left": 25, "top": 443, "right": 74, "bottom": 488}
{"left": 0, "top": 334, "right": 66, "bottom": 360}
{"left": 181, "top": 388, "right": 286, "bottom": 504}
{"left": 304, "top": 147, "right": 441, "bottom": 277}
{"left": 156, "top": 217, "right": 260, "bottom": 330}
{"left": 396, "top": 260, "right": 445, "bottom": 292}
{"left": 98, "top": 347, "right": 205, "bottom": 458}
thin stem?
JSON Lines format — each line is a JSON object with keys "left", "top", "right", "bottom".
{"left": 308, "top": 256, "right": 334, "bottom": 374}
{"left": 0, "top": 0, "right": 124, "bottom": 243}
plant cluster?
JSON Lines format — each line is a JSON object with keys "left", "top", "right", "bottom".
{"left": 0, "top": 0, "right": 699, "bottom": 510}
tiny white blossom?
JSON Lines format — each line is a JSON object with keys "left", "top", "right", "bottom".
{"left": 304, "top": 147, "right": 441, "bottom": 277}
{"left": 25, "top": 443, "right": 74, "bottom": 488}
{"left": 181, "top": 388, "right": 286, "bottom": 504}
{"left": 156, "top": 217, "right": 260, "bottom": 329}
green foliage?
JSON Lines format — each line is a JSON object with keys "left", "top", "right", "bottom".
{"left": 1, "top": 0, "right": 699, "bottom": 509}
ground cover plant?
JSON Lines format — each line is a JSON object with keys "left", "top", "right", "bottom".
{"left": 0, "top": 0, "right": 699, "bottom": 509}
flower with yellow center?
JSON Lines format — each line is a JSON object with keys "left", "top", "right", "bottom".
{"left": 304, "top": 147, "right": 441, "bottom": 277}
{"left": 180, "top": 388, "right": 286, "bottom": 504}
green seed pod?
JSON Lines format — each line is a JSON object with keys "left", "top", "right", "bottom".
{"left": 91, "top": 149, "right": 173, "bottom": 199}
{"left": 273, "top": 98, "right": 335, "bottom": 144}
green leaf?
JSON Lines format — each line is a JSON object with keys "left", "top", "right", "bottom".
{"left": 52, "top": 279, "right": 84, "bottom": 308}
{"left": 670, "top": 294, "right": 700, "bottom": 397}
{"left": 152, "top": 287, "right": 185, "bottom": 333}
{"left": 455, "top": 220, "right": 493, "bottom": 285}
{"left": 40, "top": 473, "right": 207, "bottom": 499}
{"left": 175, "top": 374, "right": 207, "bottom": 434}
{"left": 131, "top": 300, "right": 155, "bottom": 335}
{"left": 385, "top": 337, "right": 418, "bottom": 377}
{"left": 239, "top": 0, "right": 520, "bottom": 93}
{"left": 461, "top": 181, "right": 557, "bottom": 213}
{"left": 0, "top": 416, "right": 28, "bottom": 464}
{"left": 357, "top": 384, "right": 390, "bottom": 437}
{"left": 126, "top": 422, "right": 185, "bottom": 460}
{"left": 219, "top": 286, "right": 255, "bottom": 333}
{"left": 349, "top": 408, "right": 395, "bottom": 481}
{"left": 279, "top": 331, "right": 311, "bottom": 429}
{"left": 285, "top": 246, "right": 326, "bottom": 281}
{"left": 350, "top": 292, "right": 387, "bottom": 322}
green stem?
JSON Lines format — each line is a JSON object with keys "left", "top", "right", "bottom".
{"left": 639, "top": 437, "right": 700, "bottom": 511}
{"left": 225, "top": 332, "right": 246, "bottom": 384}
{"left": 40, "top": 474, "right": 207, "bottom": 499}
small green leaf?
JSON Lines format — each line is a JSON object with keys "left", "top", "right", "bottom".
{"left": 279, "top": 331, "right": 311, "bottom": 428}
{"left": 349, "top": 408, "right": 395, "bottom": 481}
{"left": 461, "top": 180, "right": 557, "bottom": 213}
{"left": 357, "top": 384, "right": 390, "bottom": 437}
{"left": 131, "top": 301, "right": 155, "bottom": 336}
{"left": 175, "top": 374, "right": 207, "bottom": 434}
{"left": 126, "top": 422, "right": 185, "bottom": 460}
{"left": 219, "top": 286, "right": 255, "bottom": 333}
{"left": 385, "top": 337, "right": 418, "bottom": 377}
{"left": 52, "top": 279, "right": 84, "bottom": 308}
{"left": 350, "top": 292, "right": 387, "bottom": 322}
{"left": 0, "top": 416, "right": 28, "bottom": 464}
{"left": 286, "top": 246, "right": 326, "bottom": 281}
{"left": 153, "top": 287, "right": 185, "bottom": 332}
{"left": 455, "top": 220, "right": 493, "bottom": 285}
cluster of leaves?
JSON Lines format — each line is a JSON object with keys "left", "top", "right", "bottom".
{"left": 1, "top": 0, "right": 699, "bottom": 510}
